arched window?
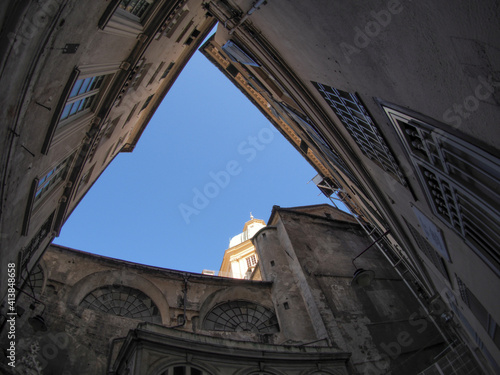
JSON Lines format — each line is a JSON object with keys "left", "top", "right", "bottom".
{"left": 79, "top": 285, "right": 161, "bottom": 323}
{"left": 203, "top": 300, "right": 279, "bottom": 333}
{"left": 160, "top": 365, "right": 209, "bottom": 375}
{"left": 28, "top": 264, "right": 44, "bottom": 295}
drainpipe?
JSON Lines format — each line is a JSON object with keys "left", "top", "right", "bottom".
{"left": 228, "top": 0, "right": 267, "bottom": 35}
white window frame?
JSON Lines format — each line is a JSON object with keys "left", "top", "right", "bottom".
{"left": 101, "top": 0, "right": 157, "bottom": 38}
{"left": 57, "top": 75, "right": 107, "bottom": 126}
{"left": 246, "top": 254, "right": 257, "bottom": 268}
{"left": 33, "top": 154, "right": 74, "bottom": 209}
{"left": 384, "top": 106, "right": 500, "bottom": 275}
{"left": 44, "top": 63, "right": 119, "bottom": 153}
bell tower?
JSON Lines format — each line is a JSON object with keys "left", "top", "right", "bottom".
{"left": 218, "top": 214, "right": 266, "bottom": 279}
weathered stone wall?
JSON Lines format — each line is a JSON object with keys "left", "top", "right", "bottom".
{"left": 253, "top": 206, "right": 445, "bottom": 374}
{"left": 0, "top": 244, "right": 278, "bottom": 374}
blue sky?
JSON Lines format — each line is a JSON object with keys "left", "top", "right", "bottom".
{"left": 55, "top": 40, "right": 340, "bottom": 274}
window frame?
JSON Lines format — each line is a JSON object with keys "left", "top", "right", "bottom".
{"left": 99, "top": 0, "right": 159, "bottom": 37}
{"left": 42, "top": 65, "right": 117, "bottom": 154}
{"left": 312, "top": 82, "right": 408, "bottom": 187}
{"left": 32, "top": 154, "right": 74, "bottom": 209}
{"left": 58, "top": 74, "right": 107, "bottom": 124}
{"left": 382, "top": 104, "right": 500, "bottom": 276}
{"left": 22, "top": 153, "right": 75, "bottom": 235}
{"left": 159, "top": 364, "right": 212, "bottom": 375}
{"left": 246, "top": 254, "right": 257, "bottom": 268}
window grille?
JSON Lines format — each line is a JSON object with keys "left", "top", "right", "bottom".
{"left": 246, "top": 254, "right": 257, "bottom": 268}
{"left": 80, "top": 285, "right": 161, "bottom": 323}
{"left": 312, "top": 82, "right": 408, "bottom": 186}
{"left": 384, "top": 107, "right": 500, "bottom": 275}
{"left": 160, "top": 366, "right": 206, "bottom": 375}
{"left": 28, "top": 264, "right": 44, "bottom": 296}
{"left": 203, "top": 300, "right": 279, "bottom": 333}
{"left": 418, "top": 343, "right": 484, "bottom": 375}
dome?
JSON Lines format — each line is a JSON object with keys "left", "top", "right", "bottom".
{"left": 228, "top": 216, "right": 266, "bottom": 248}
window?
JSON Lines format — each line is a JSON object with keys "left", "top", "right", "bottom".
{"left": 203, "top": 300, "right": 279, "bottom": 333}
{"left": 161, "top": 62, "right": 175, "bottom": 80}
{"left": 162, "top": 2, "right": 189, "bottom": 39}
{"left": 28, "top": 264, "right": 44, "bottom": 296}
{"left": 455, "top": 275, "right": 499, "bottom": 350}
{"left": 160, "top": 365, "right": 208, "bottom": 375}
{"left": 246, "top": 254, "right": 257, "bottom": 268}
{"left": 222, "top": 41, "right": 260, "bottom": 67}
{"left": 312, "top": 82, "right": 408, "bottom": 186}
{"left": 384, "top": 106, "right": 500, "bottom": 275}
{"left": 59, "top": 75, "right": 107, "bottom": 124}
{"left": 79, "top": 285, "right": 161, "bottom": 323}
{"left": 34, "top": 156, "right": 73, "bottom": 206}
{"left": 100, "top": 0, "right": 153, "bottom": 37}
{"left": 131, "top": 60, "right": 152, "bottom": 90}
{"left": 118, "top": 0, "right": 153, "bottom": 18}
{"left": 279, "top": 102, "right": 359, "bottom": 185}
{"left": 147, "top": 61, "right": 165, "bottom": 86}
{"left": 125, "top": 103, "right": 139, "bottom": 124}
{"left": 140, "top": 94, "right": 154, "bottom": 112}
{"left": 77, "top": 163, "right": 95, "bottom": 194}
{"left": 184, "top": 28, "right": 201, "bottom": 46}
{"left": 300, "top": 140, "right": 309, "bottom": 153}
{"left": 175, "top": 20, "right": 193, "bottom": 43}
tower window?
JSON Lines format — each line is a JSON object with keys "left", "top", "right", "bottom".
{"left": 246, "top": 254, "right": 257, "bottom": 268}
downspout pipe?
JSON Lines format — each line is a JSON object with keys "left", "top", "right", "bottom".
{"left": 228, "top": 0, "right": 267, "bottom": 35}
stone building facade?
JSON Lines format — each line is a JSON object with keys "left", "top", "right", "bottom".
{"left": 199, "top": 2, "right": 500, "bottom": 373}
{"left": 1, "top": 205, "right": 481, "bottom": 374}
{"left": 0, "top": 0, "right": 215, "bottom": 304}
{"left": 1, "top": 1, "right": 499, "bottom": 374}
